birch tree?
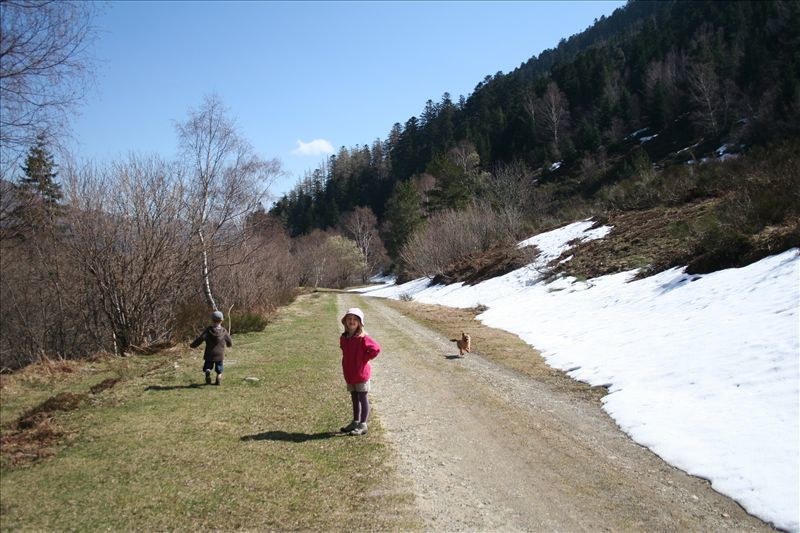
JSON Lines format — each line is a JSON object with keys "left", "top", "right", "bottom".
{"left": 176, "top": 94, "right": 281, "bottom": 311}
{"left": 536, "top": 82, "right": 571, "bottom": 156}
{"left": 341, "top": 206, "right": 385, "bottom": 282}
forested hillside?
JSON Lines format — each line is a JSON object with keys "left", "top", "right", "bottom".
{"left": 271, "top": 0, "right": 799, "bottom": 277}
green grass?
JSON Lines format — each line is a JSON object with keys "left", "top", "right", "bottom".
{"left": 0, "top": 293, "right": 418, "bottom": 531}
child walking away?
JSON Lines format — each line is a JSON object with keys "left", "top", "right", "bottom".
{"left": 191, "top": 310, "right": 232, "bottom": 386}
{"left": 339, "top": 307, "right": 381, "bottom": 436}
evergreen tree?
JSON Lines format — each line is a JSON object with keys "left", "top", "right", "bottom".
{"left": 425, "top": 150, "right": 479, "bottom": 212}
{"left": 14, "top": 134, "right": 63, "bottom": 231}
{"left": 18, "top": 134, "right": 62, "bottom": 208}
{"left": 382, "top": 181, "right": 424, "bottom": 261}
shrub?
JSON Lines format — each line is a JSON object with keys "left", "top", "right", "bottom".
{"left": 174, "top": 301, "right": 268, "bottom": 338}
{"left": 174, "top": 300, "right": 211, "bottom": 341}
{"left": 230, "top": 311, "right": 268, "bottom": 334}
{"left": 686, "top": 220, "right": 753, "bottom": 274}
{"left": 399, "top": 201, "right": 526, "bottom": 279}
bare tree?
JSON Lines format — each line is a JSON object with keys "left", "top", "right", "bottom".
{"left": 687, "top": 62, "right": 722, "bottom": 135}
{"left": 485, "top": 160, "right": 535, "bottom": 212}
{"left": 400, "top": 201, "right": 525, "bottom": 279}
{"left": 61, "top": 155, "right": 197, "bottom": 355}
{"left": 412, "top": 172, "right": 437, "bottom": 208}
{"left": 536, "top": 82, "right": 571, "bottom": 155}
{"left": 0, "top": 0, "right": 98, "bottom": 176}
{"left": 215, "top": 217, "right": 298, "bottom": 316}
{"left": 0, "top": 179, "right": 16, "bottom": 241}
{"left": 448, "top": 140, "right": 480, "bottom": 176}
{"left": 176, "top": 94, "right": 281, "bottom": 311}
{"left": 293, "top": 230, "right": 365, "bottom": 289}
{"left": 340, "top": 206, "right": 386, "bottom": 282}
{"left": 325, "top": 235, "right": 367, "bottom": 288}
{"left": 294, "top": 230, "right": 330, "bottom": 289}
{"left": 687, "top": 60, "right": 742, "bottom": 136}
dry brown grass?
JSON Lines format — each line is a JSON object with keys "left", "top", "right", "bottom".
{"left": 1, "top": 418, "right": 69, "bottom": 465}
{"left": 2, "top": 392, "right": 87, "bottom": 467}
{"left": 553, "top": 200, "right": 719, "bottom": 279}
{"left": 380, "top": 298, "right": 607, "bottom": 404}
{"left": 432, "top": 242, "right": 540, "bottom": 286}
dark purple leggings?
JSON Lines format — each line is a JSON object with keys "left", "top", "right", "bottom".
{"left": 351, "top": 391, "right": 369, "bottom": 423}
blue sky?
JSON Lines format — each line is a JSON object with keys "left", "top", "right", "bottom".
{"left": 70, "top": 0, "right": 626, "bottom": 201}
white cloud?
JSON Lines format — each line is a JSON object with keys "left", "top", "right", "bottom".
{"left": 292, "top": 139, "right": 334, "bottom": 156}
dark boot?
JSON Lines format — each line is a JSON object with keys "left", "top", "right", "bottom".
{"left": 205, "top": 371, "right": 212, "bottom": 385}
{"left": 349, "top": 422, "right": 368, "bottom": 436}
{"left": 340, "top": 420, "right": 359, "bottom": 433}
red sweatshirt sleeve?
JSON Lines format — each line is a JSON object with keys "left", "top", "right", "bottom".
{"left": 363, "top": 335, "right": 381, "bottom": 360}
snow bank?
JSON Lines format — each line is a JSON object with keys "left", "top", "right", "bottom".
{"left": 361, "top": 220, "right": 800, "bottom": 532}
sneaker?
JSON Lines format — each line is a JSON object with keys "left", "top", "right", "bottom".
{"left": 215, "top": 374, "right": 222, "bottom": 386}
{"left": 340, "top": 420, "right": 358, "bottom": 433}
{"left": 205, "top": 372, "right": 212, "bottom": 385}
{"left": 349, "top": 422, "right": 368, "bottom": 436}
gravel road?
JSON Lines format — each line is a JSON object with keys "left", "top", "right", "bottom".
{"left": 338, "top": 293, "right": 775, "bottom": 532}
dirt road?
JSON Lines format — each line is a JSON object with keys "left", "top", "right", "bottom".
{"left": 338, "top": 293, "right": 775, "bottom": 532}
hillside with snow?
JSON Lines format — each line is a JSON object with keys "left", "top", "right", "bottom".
{"left": 356, "top": 220, "right": 800, "bottom": 533}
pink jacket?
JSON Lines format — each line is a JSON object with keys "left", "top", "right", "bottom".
{"left": 340, "top": 333, "right": 381, "bottom": 384}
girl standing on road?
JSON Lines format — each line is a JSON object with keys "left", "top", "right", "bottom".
{"left": 339, "top": 307, "right": 381, "bottom": 436}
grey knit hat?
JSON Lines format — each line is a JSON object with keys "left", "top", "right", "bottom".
{"left": 211, "top": 310, "right": 224, "bottom": 321}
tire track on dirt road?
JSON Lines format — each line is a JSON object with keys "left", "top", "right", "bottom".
{"left": 339, "top": 293, "right": 775, "bottom": 532}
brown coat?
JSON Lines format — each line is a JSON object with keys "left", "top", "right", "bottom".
{"left": 191, "top": 325, "right": 232, "bottom": 362}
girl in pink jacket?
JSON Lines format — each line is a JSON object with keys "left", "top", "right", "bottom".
{"left": 339, "top": 307, "right": 381, "bottom": 436}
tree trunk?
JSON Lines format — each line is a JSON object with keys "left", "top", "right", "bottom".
{"left": 198, "top": 228, "right": 218, "bottom": 310}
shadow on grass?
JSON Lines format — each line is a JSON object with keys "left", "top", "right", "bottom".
{"left": 145, "top": 383, "right": 207, "bottom": 391}
{"left": 444, "top": 355, "right": 464, "bottom": 360}
{"left": 240, "top": 430, "right": 340, "bottom": 443}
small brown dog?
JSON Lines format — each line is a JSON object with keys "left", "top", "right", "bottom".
{"left": 450, "top": 332, "right": 471, "bottom": 356}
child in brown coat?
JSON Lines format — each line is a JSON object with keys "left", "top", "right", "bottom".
{"left": 191, "top": 310, "right": 232, "bottom": 385}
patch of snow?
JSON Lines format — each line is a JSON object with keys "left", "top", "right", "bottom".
{"left": 626, "top": 127, "right": 650, "bottom": 139}
{"left": 549, "top": 161, "right": 562, "bottom": 171}
{"left": 370, "top": 273, "right": 396, "bottom": 284}
{"left": 640, "top": 134, "right": 658, "bottom": 143}
{"left": 677, "top": 142, "right": 700, "bottom": 154}
{"left": 359, "top": 219, "right": 800, "bottom": 532}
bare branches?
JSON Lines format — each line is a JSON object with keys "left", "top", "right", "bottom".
{"left": 60, "top": 156, "right": 196, "bottom": 354}
{"left": 484, "top": 160, "right": 536, "bottom": 213}
{"left": 0, "top": 0, "right": 98, "bottom": 175}
{"left": 176, "top": 94, "right": 282, "bottom": 309}
{"left": 536, "top": 82, "right": 571, "bottom": 153}
{"left": 341, "top": 206, "right": 387, "bottom": 282}
{"left": 400, "top": 202, "right": 526, "bottom": 279}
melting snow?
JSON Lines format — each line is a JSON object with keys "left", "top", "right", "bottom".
{"left": 358, "top": 220, "right": 800, "bottom": 532}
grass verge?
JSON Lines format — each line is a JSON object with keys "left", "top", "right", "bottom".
{"left": 0, "top": 292, "right": 418, "bottom": 531}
